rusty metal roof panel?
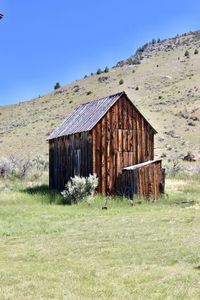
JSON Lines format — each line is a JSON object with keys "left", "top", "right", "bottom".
{"left": 48, "top": 92, "right": 124, "bottom": 139}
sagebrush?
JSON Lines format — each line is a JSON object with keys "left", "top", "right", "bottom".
{"left": 61, "top": 174, "right": 98, "bottom": 205}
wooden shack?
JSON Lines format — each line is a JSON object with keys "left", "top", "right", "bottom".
{"left": 117, "top": 160, "right": 165, "bottom": 200}
{"left": 48, "top": 91, "right": 165, "bottom": 199}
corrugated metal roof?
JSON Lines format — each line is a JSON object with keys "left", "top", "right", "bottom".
{"left": 48, "top": 91, "right": 124, "bottom": 139}
{"left": 47, "top": 91, "right": 157, "bottom": 140}
{"left": 123, "top": 159, "right": 162, "bottom": 171}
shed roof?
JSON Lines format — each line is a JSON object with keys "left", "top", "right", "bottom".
{"left": 123, "top": 159, "right": 162, "bottom": 171}
{"left": 48, "top": 91, "right": 156, "bottom": 140}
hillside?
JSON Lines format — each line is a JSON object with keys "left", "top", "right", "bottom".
{"left": 0, "top": 30, "right": 200, "bottom": 166}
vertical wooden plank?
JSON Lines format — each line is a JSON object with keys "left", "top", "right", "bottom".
{"left": 66, "top": 136, "right": 70, "bottom": 184}
{"left": 152, "top": 133, "right": 154, "bottom": 160}
{"left": 139, "top": 168, "right": 143, "bottom": 197}
{"left": 80, "top": 133, "right": 83, "bottom": 177}
{"left": 60, "top": 137, "right": 63, "bottom": 189}
{"left": 119, "top": 97, "right": 123, "bottom": 129}
{"left": 92, "top": 129, "right": 96, "bottom": 174}
{"left": 54, "top": 139, "right": 57, "bottom": 190}
{"left": 57, "top": 138, "right": 60, "bottom": 190}
{"left": 49, "top": 141, "right": 51, "bottom": 189}
{"left": 101, "top": 116, "right": 107, "bottom": 195}
{"left": 110, "top": 105, "right": 115, "bottom": 192}
{"left": 131, "top": 106, "right": 136, "bottom": 164}
{"left": 95, "top": 122, "right": 102, "bottom": 193}
{"left": 62, "top": 137, "right": 65, "bottom": 189}
{"left": 113, "top": 101, "right": 119, "bottom": 191}
{"left": 124, "top": 130, "right": 128, "bottom": 152}
{"left": 118, "top": 129, "right": 122, "bottom": 153}
{"left": 69, "top": 135, "right": 73, "bottom": 179}
{"left": 138, "top": 115, "right": 141, "bottom": 163}
{"left": 127, "top": 130, "right": 131, "bottom": 152}
{"left": 145, "top": 131, "right": 148, "bottom": 160}
{"left": 54, "top": 140, "right": 56, "bottom": 189}
{"left": 106, "top": 110, "right": 112, "bottom": 194}
{"left": 82, "top": 132, "right": 87, "bottom": 177}
{"left": 137, "top": 169, "right": 140, "bottom": 196}
{"left": 59, "top": 138, "right": 62, "bottom": 190}
{"left": 60, "top": 137, "right": 63, "bottom": 190}
{"left": 51, "top": 140, "right": 54, "bottom": 189}
{"left": 115, "top": 100, "right": 119, "bottom": 131}
{"left": 133, "top": 108, "right": 138, "bottom": 164}
{"left": 128, "top": 151, "right": 133, "bottom": 166}
{"left": 53, "top": 140, "right": 56, "bottom": 189}
{"left": 145, "top": 166, "right": 148, "bottom": 197}
{"left": 63, "top": 136, "right": 67, "bottom": 186}
{"left": 125, "top": 152, "right": 129, "bottom": 168}
{"left": 141, "top": 118, "right": 145, "bottom": 162}
{"left": 116, "top": 151, "right": 121, "bottom": 176}
{"left": 71, "top": 135, "right": 74, "bottom": 178}
{"left": 123, "top": 96, "right": 127, "bottom": 130}
{"left": 87, "top": 132, "right": 93, "bottom": 175}
{"left": 127, "top": 100, "right": 132, "bottom": 130}
{"left": 56, "top": 139, "right": 59, "bottom": 189}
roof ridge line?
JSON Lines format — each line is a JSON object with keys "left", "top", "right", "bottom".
{"left": 75, "top": 91, "right": 125, "bottom": 107}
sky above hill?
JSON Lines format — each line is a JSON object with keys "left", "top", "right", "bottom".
{"left": 0, "top": 0, "right": 200, "bottom": 105}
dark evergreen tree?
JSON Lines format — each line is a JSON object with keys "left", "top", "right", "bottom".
{"left": 54, "top": 82, "right": 61, "bottom": 90}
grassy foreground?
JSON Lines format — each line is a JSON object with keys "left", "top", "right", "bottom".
{"left": 0, "top": 175, "right": 200, "bottom": 299}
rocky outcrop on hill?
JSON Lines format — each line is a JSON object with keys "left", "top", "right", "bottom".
{"left": 116, "top": 30, "right": 200, "bottom": 67}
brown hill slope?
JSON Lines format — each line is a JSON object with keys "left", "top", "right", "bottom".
{"left": 0, "top": 30, "right": 200, "bottom": 164}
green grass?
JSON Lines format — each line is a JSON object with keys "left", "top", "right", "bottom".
{"left": 0, "top": 176, "right": 200, "bottom": 299}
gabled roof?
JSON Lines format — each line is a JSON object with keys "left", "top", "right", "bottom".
{"left": 48, "top": 91, "right": 156, "bottom": 140}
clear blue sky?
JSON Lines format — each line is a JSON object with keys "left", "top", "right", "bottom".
{"left": 1, "top": 0, "right": 200, "bottom": 105}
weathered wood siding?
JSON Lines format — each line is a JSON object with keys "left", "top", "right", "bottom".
{"left": 92, "top": 95, "right": 155, "bottom": 195}
{"left": 49, "top": 132, "right": 92, "bottom": 190}
{"left": 116, "top": 161, "right": 164, "bottom": 200}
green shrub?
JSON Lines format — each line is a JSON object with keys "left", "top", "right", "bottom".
{"left": 61, "top": 174, "right": 98, "bottom": 205}
{"left": 184, "top": 50, "right": 190, "bottom": 57}
{"left": 86, "top": 91, "right": 92, "bottom": 95}
{"left": 54, "top": 82, "right": 61, "bottom": 90}
{"left": 187, "top": 120, "right": 195, "bottom": 126}
{"left": 104, "top": 66, "right": 109, "bottom": 73}
{"left": 135, "top": 86, "right": 139, "bottom": 91}
{"left": 194, "top": 49, "right": 198, "bottom": 55}
{"left": 132, "top": 58, "right": 141, "bottom": 65}
{"left": 96, "top": 68, "right": 102, "bottom": 75}
{"left": 136, "top": 43, "right": 148, "bottom": 54}
{"left": 119, "top": 79, "right": 124, "bottom": 85}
